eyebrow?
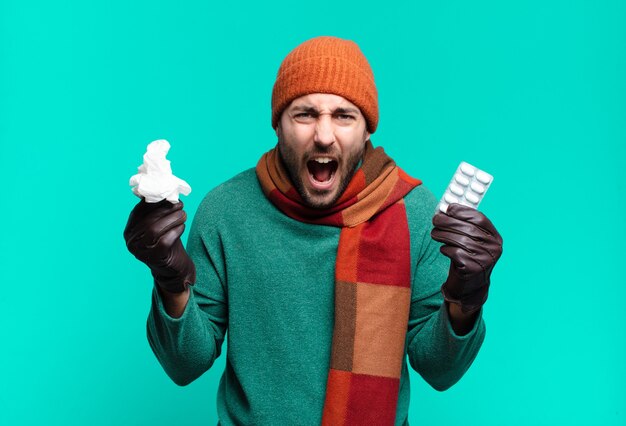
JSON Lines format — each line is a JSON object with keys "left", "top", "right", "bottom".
{"left": 290, "top": 105, "right": 360, "bottom": 115}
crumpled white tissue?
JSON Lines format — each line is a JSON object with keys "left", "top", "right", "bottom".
{"left": 129, "top": 139, "right": 191, "bottom": 203}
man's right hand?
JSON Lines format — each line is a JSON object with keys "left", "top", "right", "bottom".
{"left": 123, "top": 199, "right": 196, "bottom": 294}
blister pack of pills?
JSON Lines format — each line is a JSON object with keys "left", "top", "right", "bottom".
{"left": 436, "top": 161, "right": 493, "bottom": 214}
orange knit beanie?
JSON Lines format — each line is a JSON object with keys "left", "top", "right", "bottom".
{"left": 271, "top": 36, "right": 379, "bottom": 133}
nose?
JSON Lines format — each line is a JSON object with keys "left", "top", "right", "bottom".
{"left": 314, "top": 114, "right": 335, "bottom": 148}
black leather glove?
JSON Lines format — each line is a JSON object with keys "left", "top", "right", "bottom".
{"left": 431, "top": 203, "right": 503, "bottom": 314}
{"left": 123, "top": 199, "right": 196, "bottom": 293}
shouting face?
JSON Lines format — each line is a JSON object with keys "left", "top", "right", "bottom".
{"left": 276, "top": 93, "right": 371, "bottom": 209}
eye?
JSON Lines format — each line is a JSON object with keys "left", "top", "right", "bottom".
{"left": 293, "top": 112, "right": 316, "bottom": 123}
{"left": 336, "top": 114, "right": 355, "bottom": 121}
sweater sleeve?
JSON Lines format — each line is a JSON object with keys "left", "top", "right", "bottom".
{"left": 146, "top": 202, "right": 228, "bottom": 386}
{"left": 405, "top": 188, "right": 486, "bottom": 391}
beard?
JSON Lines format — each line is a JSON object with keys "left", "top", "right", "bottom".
{"left": 277, "top": 132, "right": 365, "bottom": 210}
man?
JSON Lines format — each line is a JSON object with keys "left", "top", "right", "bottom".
{"left": 124, "top": 36, "right": 503, "bottom": 425}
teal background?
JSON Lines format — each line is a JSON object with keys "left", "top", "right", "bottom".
{"left": 1, "top": 0, "right": 624, "bottom": 424}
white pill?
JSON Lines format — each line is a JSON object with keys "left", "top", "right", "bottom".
{"left": 435, "top": 161, "right": 493, "bottom": 215}
{"left": 476, "top": 170, "right": 492, "bottom": 184}
{"left": 461, "top": 163, "right": 475, "bottom": 176}
{"left": 450, "top": 183, "right": 464, "bottom": 196}
{"left": 470, "top": 182, "right": 485, "bottom": 194}
{"left": 454, "top": 174, "right": 470, "bottom": 186}
{"left": 465, "top": 192, "right": 479, "bottom": 204}
{"left": 445, "top": 193, "right": 459, "bottom": 204}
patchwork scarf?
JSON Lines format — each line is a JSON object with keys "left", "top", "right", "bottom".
{"left": 256, "top": 141, "right": 421, "bottom": 425}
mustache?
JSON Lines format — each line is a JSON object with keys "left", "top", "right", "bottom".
{"left": 304, "top": 147, "right": 341, "bottom": 161}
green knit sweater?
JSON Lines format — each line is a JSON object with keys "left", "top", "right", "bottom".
{"left": 147, "top": 167, "right": 486, "bottom": 425}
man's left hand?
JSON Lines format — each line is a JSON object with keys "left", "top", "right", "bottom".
{"left": 431, "top": 203, "right": 503, "bottom": 315}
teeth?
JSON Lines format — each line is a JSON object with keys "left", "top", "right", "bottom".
{"left": 313, "top": 157, "right": 333, "bottom": 164}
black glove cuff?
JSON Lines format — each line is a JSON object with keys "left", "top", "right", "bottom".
{"left": 152, "top": 271, "right": 193, "bottom": 294}
{"left": 441, "top": 285, "right": 488, "bottom": 314}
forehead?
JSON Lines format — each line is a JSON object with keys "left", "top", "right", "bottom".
{"left": 286, "top": 93, "right": 362, "bottom": 113}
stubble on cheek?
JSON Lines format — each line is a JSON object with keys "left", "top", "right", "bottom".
{"left": 276, "top": 136, "right": 308, "bottom": 202}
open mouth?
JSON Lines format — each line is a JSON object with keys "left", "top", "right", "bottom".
{"left": 307, "top": 158, "right": 339, "bottom": 190}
